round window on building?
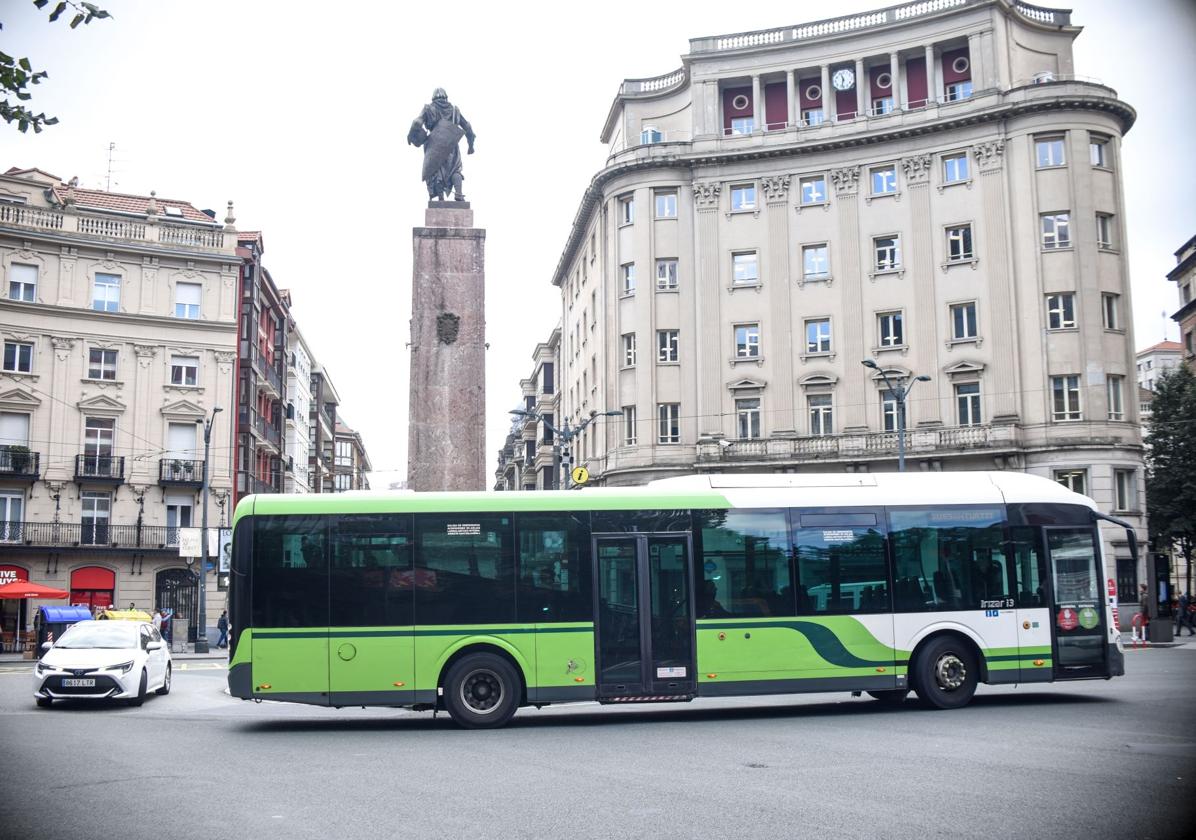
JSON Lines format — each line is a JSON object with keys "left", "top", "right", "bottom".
{"left": 805, "top": 85, "right": 822, "bottom": 101}
{"left": 952, "top": 56, "right": 970, "bottom": 74}
{"left": 877, "top": 72, "right": 892, "bottom": 90}
{"left": 731, "top": 94, "right": 750, "bottom": 111}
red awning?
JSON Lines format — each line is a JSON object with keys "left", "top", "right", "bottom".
{"left": 0, "top": 580, "right": 69, "bottom": 599}
{"left": 71, "top": 566, "right": 115, "bottom": 590}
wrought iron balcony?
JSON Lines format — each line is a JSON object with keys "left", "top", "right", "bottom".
{"left": 0, "top": 447, "right": 39, "bottom": 481}
{"left": 237, "top": 471, "right": 280, "bottom": 496}
{"left": 0, "top": 521, "right": 179, "bottom": 551}
{"left": 159, "top": 458, "right": 204, "bottom": 487}
{"left": 74, "top": 454, "right": 125, "bottom": 483}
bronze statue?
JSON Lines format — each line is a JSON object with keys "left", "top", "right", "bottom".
{"left": 407, "top": 88, "right": 476, "bottom": 202}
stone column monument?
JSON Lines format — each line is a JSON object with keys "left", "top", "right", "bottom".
{"left": 406, "top": 89, "right": 486, "bottom": 491}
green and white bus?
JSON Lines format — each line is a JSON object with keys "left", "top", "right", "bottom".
{"left": 227, "top": 472, "right": 1133, "bottom": 728}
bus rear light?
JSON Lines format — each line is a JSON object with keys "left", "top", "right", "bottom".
{"left": 1032, "top": 659, "right": 1045, "bottom": 667}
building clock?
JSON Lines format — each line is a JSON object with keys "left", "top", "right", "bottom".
{"left": 832, "top": 67, "right": 855, "bottom": 91}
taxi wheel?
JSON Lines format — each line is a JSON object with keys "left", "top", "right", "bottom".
{"left": 127, "top": 669, "right": 147, "bottom": 707}
{"left": 36, "top": 696, "right": 52, "bottom": 709}
{"left": 156, "top": 664, "right": 172, "bottom": 695}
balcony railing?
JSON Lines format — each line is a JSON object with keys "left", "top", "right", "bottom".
{"left": 238, "top": 471, "right": 280, "bottom": 496}
{"left": 159, "top": 458, "right": 204, "bottom": 486}
{"left": 74, "top": 454, "right": 125, "bottom": 482}
{"left": 0, "top": 447, "right": 40, "bottom": 480}
{"left": 0, "top": 521, "right": 180, "bottom": 550}
{"left": 255, "top": 411, "right": 281, "bottom": 447}
{"left": 0, "top": 202, "right": 228, "bottom": 251}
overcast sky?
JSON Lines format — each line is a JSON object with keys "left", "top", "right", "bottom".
{"left": 2, "top": 0, "right": 1194, "bottom": 489}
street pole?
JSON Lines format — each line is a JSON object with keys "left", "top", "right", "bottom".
{"left": 511, "top": 408, "right": 620, "bottom": 489}
{"left": 195, "top": 406, "right": 221, "bottom": 653}
{"left": 861, "top": 360, "right": 929, "bottom": 473}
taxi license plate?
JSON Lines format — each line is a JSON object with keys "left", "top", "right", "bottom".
{"left": 62, "top": 678, "right": 95, "bottom": 687}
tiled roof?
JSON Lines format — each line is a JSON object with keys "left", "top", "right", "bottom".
{"left": 1138, "top": 340, "right": 1184, "bottom": 355}
{"left": 69, "top": 187, "right": 217, "bottom": 224}
{"left": 237, "top": 230, "right": 263, "bottom": 244}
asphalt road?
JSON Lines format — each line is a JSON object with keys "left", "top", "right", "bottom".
{"left": 1, "top": 647, "right": 1193, "bottom": 840}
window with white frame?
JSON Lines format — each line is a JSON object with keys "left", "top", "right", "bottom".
{"left": 93, "top": 272, "right": 121, "bottom": 312}
{"left": 657, "top": 329, "right": 679, "bottom": 363}
{"left": 80, "top": 491, "right": 111, "bottom": 545}
{"left": 805, "top": 318, "right": 831, "bottom": 354}
{"left": 1096, "top": 213, "right": 1114, "bottom": 249}
{"left": 871, "top": 96, "right": 894, "bottom": 115}
{"left": 87, "top": 348, "right": 118, "bottom": 381}
{"left": 1107, "top": 374, "right": 1125, "bottom": 421}
{"left": 655, "top": 190, "right": 677, "bottom": 219}
{"left": 730, "top": 184, "right": 756, "bottom": 211}
{"left": 874, "top": 236, "right": 901, "bottom": 271}
{"left": 657, "top": 403, "right": 680, "bottom": 444}
{"left": 1041, "top": 213, "right": 1071, "bottom": 249}
{"left": 871, "top": 165, "right": 897, "bottom": 195}
{"left": 802, "top": 244, "right": 829, "bottom": 280}
{"left": 175, "top": 282, "right": 201, "bottom": 319}
{"left": 881, "top": 391, "right": 899, "bottom": 431}
{"left": 732, "top": 251, "right": 758, "bottom": 286}
{"left": 956, "top": 382, "right": 982, "bottom": 426}
{"left": 1036, "top": 137, "right": 1066, "bottom": 168}
{"left": 946, "top": 224, "right": 973, "bottom": 261}
{"left": 944, "top": 80, "right": 973, "bottom": 102}
{"left": 736, "top": 397, "right": 761, "bottom": 439}
{"left": 2, "top": 341, "right": 33, "bottom": 373}
{"left": 808, "top": 394, "right": 833, "bottom": 436}
{"left": 1102, "top": 293, "right": 1120, "bottom": 330}
{"left": 621, "top": 263, "right": 636, "bottom": 294}
{"left": 1089, "top": 135, "right": 1109, "bottom": 167}
{"left": 0, "top": 411, "right": 30, "bottom": 448}
{"left": 7, "top": 263, "right": 36, "bottom": 302}
{"left": 656, "top": 259, "right": 678, "bottom": 291}
{"left": 619, "top": 195, "right": 634, "bottom": 225}
{"left": 84, "top": 416, "right": 114, "bottom": 457}
{"left": 801, "top": 108, "right": 825, "bottom": 126}
{"left": 165, "top": 494, "right": 193, "bottom": 540}
{"left": 622, "top": 405, "right": 637, "bottom": 446}
{"left": 171, "top": 354, "right": 199, "bottom": 386}
{"left": 1114, "top": 469, "right": 1137, "bottom": 512}
{"left": 1054, "top": 469, "right": 1087, "bottom": 496}
{"left": 942, "top": 153, "right": 969, "bottom": 184}
{"left": 621, "top": 333, "right": 637, "bottom": 367}
{"left": 734, "top": 324, "right": 760, "bottom": 358}
{"left": 640, "top": 126, "right": 663, "bottom": 144}
{"left": 950, "top": 301, "right": 978, "bottom": 341}
{"left": 878, "top": 311, "right": 904, "bottom": 347}
{"left": 0, "top": 490, "right": 23, "bottom": 541}
{"left": 800, "top": 175, "right": 827, "bottom": 205}
{"left": 1051, "top": 375, "right": 1082, "bottom": 421}
{"left": 730, "top": 116, "right": 754, "bottom": 135}
{"left": 1046, "top": 293, "right": 1076, "bottom": 330}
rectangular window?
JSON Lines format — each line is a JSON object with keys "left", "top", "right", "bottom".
{"left": 1114, "top": 469, "right": 1137, "bottom": 512}
{"left": 621, "top": 263, "right": 636, "bottom": 294}
{"left": 793, "top": 517, "right": 889, "bottom": 614}
{"left": 802, "top": 244, "right": 829, "bottom": 280}
{"left": 168, "top": 354, "right": 199, "bottom": 387}
{"left": 730, "top": 116, "right": 754, "bottom": 135}
{"left": 732, "top": 251, "right": 759, "bottom": 286}
{"left": 622, "top": 405, "right": 637, "bottom": 446}
{"left": 881, "top": 391, "right": 899, "bottom": 431}
{"left": 657, "top": 403, "right": 680, "bottom": 444}
{"left": 874, "top": 236, "right": 901, "bottom": 271}
{"left": 1116, "top": 556, "right": 1137, "bottom": 605}
{"left": 329, "top": 514, "right": 414, "bottom": 626}
{"left": 1054, "top": 469, "right": 1087, "bottom": 496}
{"left": 80, "top": 491, "right": 112, "bottom": 546}
{"left": 801, "top": 108, "right": 825, "bottom": 126}
{"left": 93, "top": 273, "right": 121, "bottom": 312}
{"left": 1096, "top": 213, "right": 1114, "bottom": 250}
{"left": 942, "top": 153, "right": 969, "bottom": 183}
{"left": 655, "top": 259, "right": 678, "bottom": 291}
{"left": 808, "top": 394, "right": 833, "bottom": 436}
{"left": 619, "top": 195, "right": 634, "bottom": 225}
{"left": 1046, "top": 293, "right": 1076, "bottom": 329}
{"left": 730, "top": 184, "right": 756, "bottom": 211}
{"left": 1102, "top": 292, "right": 1120, "bottom": 330}
{"left": 805, "top": 318, "right": 831, "bottom": 354}
{"left": 416, "top": 513, "right": 515, "bottom": 625}
{"left": 800, "top": 175, "right": 827, "bottom": 205}
{"left": 878, "top": 311, "right": 904, "bottom": 347}
{"left": 8, "top": 263, "right": 36, "bottom": 302}
{"left": 657, "top": 330, "right": 679, "bottom": 363}
{"left": 1041, "top": 213, "right": 1071, "bottom": 249}
{"left": 889, "top": 507, "right": 1009, "bottom": 611}
{"left": 1036, "top": 137, "right": 1066, "bottom": 168}
{"left": 698, "top": 509, "right": 792, "bottom": 618}
{"left": 735, "top": 397, "right": 761, "bottom": 440}
{"left": 946, "top": 224, "right": 973, "bottom": 261}
{"left": 944, "top": 80, "right": 973, "bottom": 101}
{"left": 84, "top": 416, "right": 114, "bottom": 457}
{"left": 1089, "top": 135, "right": 1109, "bottom": 167}
{"left": 951, "top": 301, "right": 978, "bottom": 340}
{"left": 87, "top": 348, "right": 118, "bottom": 381}
{"left": 175, "top": 282, "right": 201, "bottom": 319}
{"left": 871, "top": 96, "right": 894, "bottom": 115}
{"left": 1107, "top": 374, "right": 1125, "bottom": 421}
{"left": 2, "top": 341, "right": 33, "bottom": 373}
{"left": 871, "top": 165, "right": 897, "bottom": 195}
{"left": 1051, "top": 375, "right": 1082, "bottom": 421}
{"left": 0, "top": 490, "right": 24, "bottom": 542}
{"left": 735, "top": 324, "right": 760, "bottom": 358}
{"left": 956, "top": 382, "right": 981, "bottom": 426}
{"left": 515, "top": 512, "right": 593, "bottom": 623}
{"left": 654, "top": 190, "right": 677, "bottom": 219}
{"left": 621, "top": 333, "right": 636, "bottom": 367}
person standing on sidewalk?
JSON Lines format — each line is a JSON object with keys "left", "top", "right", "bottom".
{"left": 216, "top": 610, "right": 229, "bottom": 649}
{"left": 1136, "top": 583, "right": 1151, "bottom": 643}
{"left": 1176, "top": 591, "right": 1195, "bottom": 636}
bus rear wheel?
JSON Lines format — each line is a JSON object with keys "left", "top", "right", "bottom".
{"left": 913, "top": 637, "right": 977, "bottom": 710}
{"left": 443, "top": 652, "right": 520, "bottom": 729}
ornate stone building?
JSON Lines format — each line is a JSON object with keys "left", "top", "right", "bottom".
{"left": 551, "top": 1, "right": 1145, "bottom": 603}
{"left": 494, "top": 327, "right": 561, "bottom": 490}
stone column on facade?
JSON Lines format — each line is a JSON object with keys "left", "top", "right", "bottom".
{"left": 213, "top": 351, "right": 237, "bottom": 485}
{"left": 901, "top": 154, "right": 941, "bottom": 427}
{"left": 56, "top": 247, "right": 76, "bottom": 307}
{"left": 889, "top": 52, "right": 901, "bottom": 109}
{"left": 821, "top": 65, "right": 832, "bottom": 121}
{"left": 751, "top": 75, "right": 762, "bottom": 131}
{"left": 46, "top": 337, "right": 75, "bottom": 481}
{"left": 692, "top": 181, "right": 723, "bottom": 440}
{"left": 218, "top": 265, "right": 237, "bottom": 323}
{"left": 967, "top": 31, "right": 985, "bottom": 91}
{"left": 786, "top": 70, "right": 796, "bottom": 128}
{"left": 925, "top": 45, "right": 939, "bottom": 102}
{"left": 973, "top": 139, "right": 1019, "bottom": 422}
{"left": 131, "top": 344, "right": 158, "bottom": 484}
{"left": 830, "top": 167, "right": 866, "bottom": 430}
{"left": 407, "top": 203, "right": 486, "bottom": 491}
{"left": 762, "top": 174, "right": 796, "bottom": 436}
{"left": 855, "top": 59, "right": 866, "bottom": 116}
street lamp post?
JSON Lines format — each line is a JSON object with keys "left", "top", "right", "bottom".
{"left": 861, "top": 360, "right": 930, "bottom": 472}
{"left": 510, "top": 408, "right": 622, "bottom": 489}
{"left": 194, "top": 406, "right": 222, "bottom": 653}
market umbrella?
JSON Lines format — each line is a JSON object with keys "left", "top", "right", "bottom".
{"left": 0, "top": 581, "right": 69, "bottom": 599}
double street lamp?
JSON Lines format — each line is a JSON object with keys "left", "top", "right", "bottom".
{"left": 193, "top": 405, "right": 222, "bottom": 653}
{"left": 510, "top": 408, "right": 622, "bottom": 489}
{"left": 861, "top": 359, "right": 930, "bottom": 473}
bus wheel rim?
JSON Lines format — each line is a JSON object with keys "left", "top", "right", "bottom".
{"left": 934, "top": 653, "right": 966, "bottom": 691}
{"left": 460, "top": 669, "right": 503, "bottom": 714}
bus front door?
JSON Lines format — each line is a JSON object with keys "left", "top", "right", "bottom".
{"left": 1045, "top": 527, "right": 1107, "bottom": 678}
{"left": 594, "top": 535, "right": 695, "bottom": 700}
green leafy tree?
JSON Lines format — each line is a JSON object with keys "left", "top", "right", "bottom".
{"left": 0, "top": 1, "right": 111, "bottom": 133}
{"left": 1145, "top": 363, "right": 1196, "bottom": 592}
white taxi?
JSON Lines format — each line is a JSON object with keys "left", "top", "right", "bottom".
{"left": 34, "top": 620, "right": 171, "bottom": 708}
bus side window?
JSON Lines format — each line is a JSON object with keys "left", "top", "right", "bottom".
{"left": 791, "top": 519, "right": 887, "bottom": 615}
{"left": 252, "top": 515, "right": 328, "bottom": 629}
{"left": 696, "top": 509, "right": 793, "bottom": 618}
{"left": 515, "top": 512, "right": 592, "bottom": 623}
{"left": 415, "top": 514, "right": 515, "bottom": 625}
{"left": 1009, "top": 526, "right": 1047, "bottom": 608}
{"left": 889, "top": 508, "right": 1008, "bottom": 611}
{"left": 331, "top": 514, "right": 413, "bottom": 627}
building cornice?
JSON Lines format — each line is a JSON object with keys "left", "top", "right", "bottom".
{"left": 0, "top": 224, "right": 238, "bottom": 264}
{"left": 0, "top": 298, "right": 237, "bottom": 332}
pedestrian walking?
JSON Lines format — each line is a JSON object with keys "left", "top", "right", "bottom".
{"left": 1135, "top": 583, "right": 1151, "bottom": 643}
{"left": 151, "top": 609, "right": 163, "bottom": 633}
{"left": 216, "top": 610, "right": 229, "bottom": 649}
{"left": 1177, "top": 591, "right": 1195, "bottom": 636}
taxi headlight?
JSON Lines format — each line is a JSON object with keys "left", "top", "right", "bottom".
{"left": 35, "top": 660, "right": 56, "bottom": 675}
{"left": 106, "top": 660, "right": 135, "bottom": 674}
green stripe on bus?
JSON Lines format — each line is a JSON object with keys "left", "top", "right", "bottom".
{"left": 698, "top": 618, "right": 904, "bottom": 669}
{"left": 252, "top": 624, "right": 595, "bottom": 639}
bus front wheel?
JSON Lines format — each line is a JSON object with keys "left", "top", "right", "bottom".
{"left": 443, "top": 652, "right": 521, "bottom": 729}
{"left": 912, "top": 636, "right": 977, "bottom": 710}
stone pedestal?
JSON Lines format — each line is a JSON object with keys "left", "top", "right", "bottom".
{"left": 407, "top": 202, "right": 486, "bottom": 491}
